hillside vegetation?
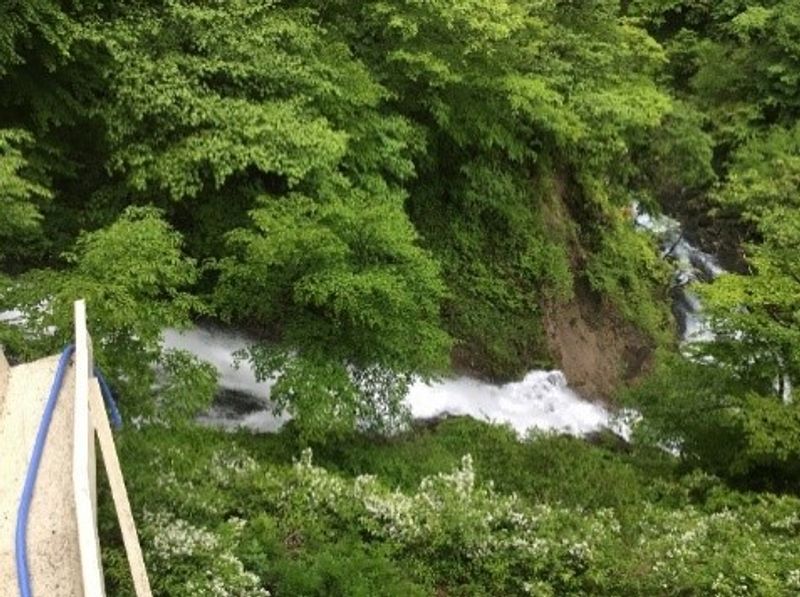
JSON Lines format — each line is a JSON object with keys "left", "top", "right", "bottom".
{"left": 2, "top": 1, "right": 799, "bottom": 594}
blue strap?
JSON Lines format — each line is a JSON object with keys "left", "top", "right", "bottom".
{"left": 95, "top": 367, "right": 123, "bottom": 430}
{"left": 15, "top": 348, "right": 123, "bottom": 597}
{"left": 15, "top": 345, "right": 75, "bottom": 597}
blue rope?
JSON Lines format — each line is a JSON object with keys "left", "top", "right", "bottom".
{"left": 95, "top": 367, "right": 123, "bottom": 430}
{"left": 15, "top": 348, "right": 123, "bottom": 597}
{"left": 15, "top": 344, "right": 75, "bottom": 597}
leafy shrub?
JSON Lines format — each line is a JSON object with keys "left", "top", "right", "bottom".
{"left": 0, "top": 207, "right": 214, "bottom": 420}
{"left": 585, "top": 221, "right": 672, "bottom": 343}
{"left": 626, "top": 352, "right": 800, "bottom": 490}
{"left": 101, "top": 423, "right": 800, "bottom": 596}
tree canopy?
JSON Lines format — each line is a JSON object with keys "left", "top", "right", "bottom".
{"left": 0, "top": 0, "right": 798, "bottom": 461}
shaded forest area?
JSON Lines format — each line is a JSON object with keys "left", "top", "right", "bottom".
{"left": 4, "top": 0, "right": 797, "bottom": 478}
{"left": 2, "top": 2, "right": 800, "bottom": 593}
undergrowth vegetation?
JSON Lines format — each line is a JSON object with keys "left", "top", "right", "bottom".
{"left": 100, "top": 419, "right": 800, "bottom": 596}
{"left": 2, "top": 2, "right": 800, "bottom": 593}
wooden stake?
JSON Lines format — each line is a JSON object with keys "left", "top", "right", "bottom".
{"left": 88, "top": 380, "right": 153, "bottom": 597}
{"left": 74, "top": 300, "right": 105, "bottom": 597}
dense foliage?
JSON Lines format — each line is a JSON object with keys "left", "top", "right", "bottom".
{"left": 1, "top": 0, "right": 680, "bottom": 434}
{"left": 100, "top": 420, "right": 800, "bottom": 596}
{"left": 2, "top": 2, "right": 800, "bottom": 592}
{"left": 0, "top": 130, "right": 49, "bottom": 264}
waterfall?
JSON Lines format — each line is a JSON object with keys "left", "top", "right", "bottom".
{"left": 632, "top": 204, "right": 723, "bottom": 344}
{"left": 163, "top": 326, "right": 621, "bottom": 437}
{"left": 5, "top": 205, "right": 761, "bottom": 438}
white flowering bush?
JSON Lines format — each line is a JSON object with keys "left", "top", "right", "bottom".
{"left": 100, "top": 424, "right": 800, "bottom": 596}
{"left": 139, "top": 510, "right": 269, "bottom": 597}
{"left": 282, "top": 450, "right": 609, "bottom": 594}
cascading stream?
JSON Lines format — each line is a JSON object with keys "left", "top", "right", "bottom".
{"left": 1, "top": 207, "right": 733, "bottom": 438}
{"left": 632, "top": 204, "right": 725, "bottom": 345}
{"left": 166, "top": 206, "right": 736, "bottom": 438}
{"left": 633, "top": 207, "right": 792, "bottom": 404}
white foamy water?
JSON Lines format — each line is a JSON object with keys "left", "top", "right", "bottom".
{"left": 406, "top": 371, "right": 615, "bottom": 436}
{"left": 633, "top": 204, "right": 723, "bottom": 344}
{"left": 0, "top": 309, "right": 24, "bottom": 324}
{"left": 197, "top": 401, "right": 293, "bottom": 433}
{"left": 3, "top": 309, "right": 616, "bottom": 436}
{"left": 161, "top": 326, "right": 621, "bottom": 437}
{"left": 162, "top": 326, "right": 275, "bottom": 397}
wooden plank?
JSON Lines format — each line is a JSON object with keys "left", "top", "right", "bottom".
{"left": 73, "top": 300, "right": 106, "bottom": 597}
{"left": 87, "top": 334, "right": 97, "bottom": 521}
{"left": 0, "top": 347, "right": 8, "bottom": 410}
{"left": 88, "top": 380, "right": 153, "bottom": 597}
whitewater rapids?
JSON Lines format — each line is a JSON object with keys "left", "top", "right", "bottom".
{"left": 162, "top": 326, "right": 621, "bottom": 437}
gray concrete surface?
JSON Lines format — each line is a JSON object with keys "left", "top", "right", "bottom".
{"left": 0, "top": 353, "right": 83, "bottom": 595}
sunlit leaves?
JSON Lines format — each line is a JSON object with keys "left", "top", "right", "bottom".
{"left": 1, "top": 207, "right": 207, "bottom": 418}
{"left": 91, "top": 2, "right": 386, "bottom": 201}
{"left": 215, "top": 187, "right": 451, "bottom": 437}
{"left": 0, "top": 129, "right": 50, "bottom": 256}
{"left": 586, "top": 222, "right": 672, "bottom": 341}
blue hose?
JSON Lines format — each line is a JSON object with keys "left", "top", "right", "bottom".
{"left": 15, "top": 348, "right": 123, "bottom": 597}
{"left": 95, "top": 367, "right": 123, "bottom": 430}
{"left": 15, "top": 344, "right": 75, "bottom": 597}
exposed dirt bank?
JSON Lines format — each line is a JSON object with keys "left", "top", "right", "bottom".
{"left": 539, "top": 175, "right": 656, "bottom": 401}
{"left": 542, "top": 280, "right": 653, "bottom": 401}
{"left": 449, "top": 172, "right": 660, "bottom": 400}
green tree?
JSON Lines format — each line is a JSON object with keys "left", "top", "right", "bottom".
{"left": 701, "top": 124, "right": 800, "bottom": 395}
{"left": 0, "top": 129, "right": 50, "bottom": 264}
{"left": 1, "top": 206, "right": 214, "bottom": 421}
{"left": 314, "top": 0, "right": 674, "bottom": 376}
{"left": 216, "top": 189, "right": 450, "bottom": 439}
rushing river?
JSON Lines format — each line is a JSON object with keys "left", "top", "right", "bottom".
{"left": 161, "top": 206, "right": 725, "bottom": 438}
{"left": 0, "top": 207, "right": 727, "bottom": 437}
{"left": 163, "top": 326, "right": 617, "bottom": 436}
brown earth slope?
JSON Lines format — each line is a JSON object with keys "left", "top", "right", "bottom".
{"left": 538, "top": 176, "right": 657, "bottom": 400}
{"left": 542, "top": 281, "right": 654, "bottom": 400}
